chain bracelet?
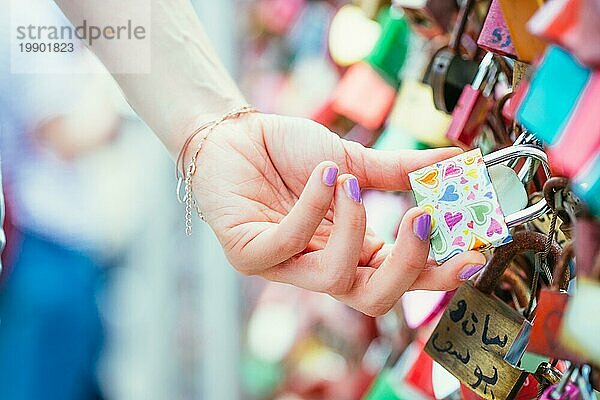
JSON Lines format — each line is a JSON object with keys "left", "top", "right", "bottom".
{"left": 176, "top": 105, "right": 256, "bottom": 235}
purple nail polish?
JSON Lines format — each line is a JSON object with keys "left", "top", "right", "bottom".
{"left": 344, "top": 177, "right": 361, "bottom": 203}
{"left": 459, "top": 264, "right": 484, "bottom": 281}
{"left": 322, "top": 166, "right": 338, "bottom": 187}
{"left": 413, "top": 213, "right": 431, "bottom": 241}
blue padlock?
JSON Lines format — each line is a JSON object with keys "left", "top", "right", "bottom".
{"left": 516, "top": 46, "right": 591, "bottom": 145}
{"left": 573, "top": 154, "right": 600, "bottom": 217}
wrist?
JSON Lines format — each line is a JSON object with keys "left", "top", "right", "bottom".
{"left": 169, "top": 92, "right": 248, "bottom": 159}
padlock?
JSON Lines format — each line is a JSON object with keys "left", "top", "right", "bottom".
{"left": 540, "top": 380, "right": 580, "bottom": 400}
{"left": 546, "top": 71, "right": 600, "bottom": 179}
{"left": 497, "top": 0, "right": 547, "bottom": 63}
{"left": 527, "top": 240, "right": 574, "bottom": 360}
{"left": 328, "top": 4, "right": 382, "bottom": 67}
{"left": 424, "top": 0, "right": 479, "bottom": 113}
{"left": 574, "top": 217, "right": 600, "bottom": 278}
{"left": 572, "top": 153, "right": 600, "bottom": 218}
{"left": 477, "top": 0, "right": 517, "bottom": 59}
{"left": 331, "top": 62, "right": 397, "bottom": 131}
{"left": 409, "top": 145, "right": 550, "bottom": 264}
{"left": 462, "top": 373, "right": 541, "bottom": 400}
{"left": 331, "top": 6, "right": 409, "bottom": 130}
{"left": 393, "top": 0, "right": 458, "bottom": 39}
{"left": 560, "top": 246, "right": 600, "bottom": 366}
{"left": 425, "top": 231, "right": 562, "bottom": 400}
{"left": 386, "top": 80, "right": 452, "bottom": 147}
{"left": 445, "top": 52, "right": 499, "bottom": 149}
{"left": 364, "top": 6, "right": 410, "bottom": 89}
{"left": 516, "top": 46, "right": 592, "bottom": 146}
{"left": 529, "top": 0, "right": 600, "bottom": 68}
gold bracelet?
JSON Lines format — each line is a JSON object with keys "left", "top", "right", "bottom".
{"left": 175, "top": 105, "right": 257, "bottom": 235}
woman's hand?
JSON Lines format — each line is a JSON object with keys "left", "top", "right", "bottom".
{"left": 192, "top": 113, "right": 486, "bottom": 316}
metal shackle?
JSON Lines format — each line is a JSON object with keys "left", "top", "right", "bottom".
{"left": 475, "top": 231, "right": 562, "bottom": 296}
{"left": 483, "top": 144, "right": 551, "bottom": 228}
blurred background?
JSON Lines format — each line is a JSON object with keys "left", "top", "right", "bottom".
{"left": 0, "top": 1, "right": 434, "bottom": 399}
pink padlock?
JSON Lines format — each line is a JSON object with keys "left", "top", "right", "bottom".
{"left": 540, "top": 381, "right": 581, "bottom": 400}
{"left": 477, "top": 0, "right": 517, "bottom": 58}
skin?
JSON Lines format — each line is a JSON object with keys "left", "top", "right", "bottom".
{"left": 54, "top": 0, "right": 486, "bottom": 316}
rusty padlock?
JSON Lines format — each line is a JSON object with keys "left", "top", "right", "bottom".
{"left": 425, "top": 230, "right": 561, "bottom": 400}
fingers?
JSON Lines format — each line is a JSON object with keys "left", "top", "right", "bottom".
{"left": 261, "top": 174, "right": 367, "bottom": 294}
{"left": 409, "top": 251, "right": 487, "bottom": 291}
{"left": 343, "top": 140, "right": 462, "bottom": 191}
{"left": 235, "top": 161, "right": 338, "bottom": 273}
{"left": 319, "top": 174, "right": 366, "bottom": 294}
{"left": 335, "top": 207, "right": 434, "bottom": 316}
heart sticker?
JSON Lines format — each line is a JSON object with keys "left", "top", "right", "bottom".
{"left": 440, "top": 184, "right": 460, "bottom": 202}
{"left": 452, "top": 236, "right": 466, "bottom": 247}
{"left": 443, "top": 162, "right": 463, "bottom": 179}
{"left": 486, "top": 218, "right": 503, "bottom": 237}
{"left": 466, "top": 169, "right": 479, "bottom": 179}
{"left": 416, "top": 169, "right": 439, "bottom": 189}
{"left": 468, "top": 201, "right": 493, "bottom": 225}
{"left": 444, "top": 212, "right": 463, "bottom": 231}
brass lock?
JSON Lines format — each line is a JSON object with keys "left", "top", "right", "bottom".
{"left": 425, "top": 231, "right": 561, "bottom": 400}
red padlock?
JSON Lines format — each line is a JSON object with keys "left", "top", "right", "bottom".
{"left": 445, "top": 52, "right": 498, "bottom": 149}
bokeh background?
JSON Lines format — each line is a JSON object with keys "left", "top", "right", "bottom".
{"left": 0, "top": 1, "right": 459, "bottom": 399}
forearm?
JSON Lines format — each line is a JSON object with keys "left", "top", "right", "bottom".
{"left": 53, "top": 0, "right": 246, "bottom": 158}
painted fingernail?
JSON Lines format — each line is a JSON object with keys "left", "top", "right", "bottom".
{"left": 344, "top": 177, "right": 361, "bottom": 203}
{"left": 413, "top": 213, "right": 431, "bottom": 241}
{"left": 458, "top": 264, "right": 484, "bottom": 281}
{"left": 322, "top": 166, "right": 338, "bottom": 187}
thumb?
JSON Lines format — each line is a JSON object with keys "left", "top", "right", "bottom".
{"left": 342, "top": 140, "right": 462, "bottom": 191}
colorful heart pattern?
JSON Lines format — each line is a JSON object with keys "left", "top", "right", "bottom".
{"left": 409, "top": 148, "right": 512, "bottom": 264}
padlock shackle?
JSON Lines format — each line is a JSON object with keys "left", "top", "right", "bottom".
{"left": 483, "top": 145, "right": 551, "bottom": 227}
{"left": 449, "top": 0, "right": 474, "bottom": 51}
{"left": 475, "top": 231, "right": 562, "bottom": 295}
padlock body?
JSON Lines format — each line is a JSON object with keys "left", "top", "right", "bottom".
{"left": 546, "top": 72, "right": 600, "bottom": 178}
{"left": 517, "top": 46, "right": 591, "bottom": 145}
{"left": 573, "top": 154, "right": 600, "bottom": 218}
{"left": 445, "top": 85, "right": 493, "bottom": 149}
{"left": 425, "top": 281, "right": 528, "bottom": 400}
{"left": 331, "top": 62, "right": 396, "bottom": 130}
{"left": 364, "top": 8, "right": 410, "bottom": 89}
{"left": 540, "top": 381, "right": 580, "bottom": 400}
{"left": 409, "top": 148, "right": 512, "bottom": 264}
{"left": 497, "top": 0, "right": 547, "bottom": 62}
{"left": 528, "top": 289, "right": 584, "bottom": 362}
{"left": 477, "top": 0, "right": 516, "bottom": 58}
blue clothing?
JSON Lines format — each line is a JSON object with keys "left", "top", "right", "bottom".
{"left": 0, "top": 230, "right": 103, "bottom": 400}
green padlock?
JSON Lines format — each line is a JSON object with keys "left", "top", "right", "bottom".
{"left": 364, "top": 7, "right": 410, "bottom": 89}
